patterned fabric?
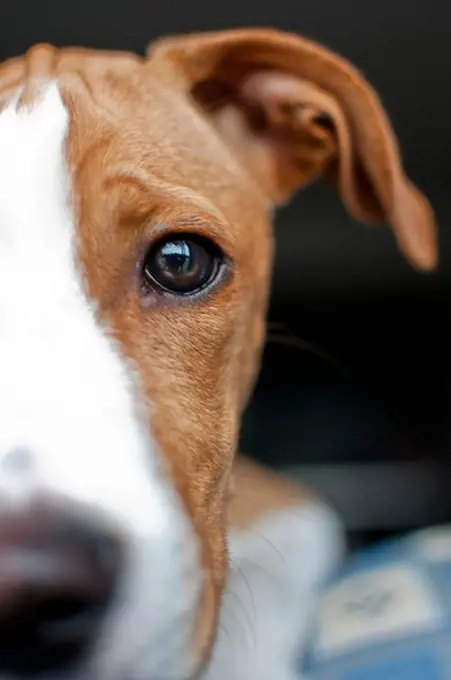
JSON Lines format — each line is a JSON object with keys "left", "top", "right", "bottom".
{"left": 303, "top": 525, "right": 451, "bottom": 680}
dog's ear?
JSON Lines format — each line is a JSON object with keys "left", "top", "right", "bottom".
{"left": 149, "top": 28, "right": 437, "bottom": 270}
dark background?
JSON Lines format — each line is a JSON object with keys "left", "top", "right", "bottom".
{"left": 2, "top": 0, "right": 450, "bottom": 544}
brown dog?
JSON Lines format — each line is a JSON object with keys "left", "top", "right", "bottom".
{"left": 0, "top": 27, "right": 437, "bottom": 680}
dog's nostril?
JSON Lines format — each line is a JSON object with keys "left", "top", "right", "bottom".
{"left": 0, "top": 591, "right": 102, "bottom": 670}
{"left": 33, "top": 592, "right": 101, "bottom": 640}
{"left": 0, "top": 509, "right": 122, "bottom": 676}
{"left": 38, "top": 593, "right": 91, "bottom": 624}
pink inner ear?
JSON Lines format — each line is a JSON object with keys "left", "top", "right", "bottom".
{"left": 193, "top": 69, "right": 316, "bottom": 118}
{"left": 239, "top": 71, "right": 307, "bottom": 108}
{"left": 237, "top": 70, "right": 337, "bottom": 139}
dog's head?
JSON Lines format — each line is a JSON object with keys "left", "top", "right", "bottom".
{"left": 0, "top": 27, "right": 436, "bottom": 680}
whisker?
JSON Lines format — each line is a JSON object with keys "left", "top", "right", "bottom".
{"left": 266, "top": 322, "right": 351, "bottom": 382}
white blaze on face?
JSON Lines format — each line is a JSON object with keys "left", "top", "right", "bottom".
{"left": 0, "top": 84, "right": 200, "bottom": 680}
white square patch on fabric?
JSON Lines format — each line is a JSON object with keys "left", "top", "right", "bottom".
{"left": 414, "top": 526, "right": 451, "bottom": 563}
{"left": 315, "top": 563, "right": 444, "bottom": 659}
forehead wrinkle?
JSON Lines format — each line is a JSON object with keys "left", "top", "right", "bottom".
{"left": 99, "top": 167, "right": 234, "bottom": 249}
{"left": 105, "top": 166, "right": 228, "bottom": 220}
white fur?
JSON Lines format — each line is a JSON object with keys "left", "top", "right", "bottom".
{"left": 0, "top": 83, "right": 344, "bottom": 680}
{"left": 203, "top": 500, "right": 345, "bottom": 680}
{"left": 0, "top": 85, "right": 200, "bottom": 680}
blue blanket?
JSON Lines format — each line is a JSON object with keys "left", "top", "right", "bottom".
{"left": 303, "top": 525, "right": 451, "bottom": 680}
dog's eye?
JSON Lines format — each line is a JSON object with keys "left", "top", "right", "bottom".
{"left": 142, "top": 233, "right": 223, "bottom": 295}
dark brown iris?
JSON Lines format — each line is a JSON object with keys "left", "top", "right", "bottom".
{"left": 142, "top": 234, "right": 222, "bottom": 295}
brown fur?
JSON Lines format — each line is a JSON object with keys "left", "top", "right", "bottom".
{"left": 0, "top": 28, "right": 437, "bottom": 670}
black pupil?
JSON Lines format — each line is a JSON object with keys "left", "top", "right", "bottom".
{"left": 146, "top": 237, "right": 216, "bottom": 293}
{"left": 159, "top": 240, "right": 192, "bottom": 277}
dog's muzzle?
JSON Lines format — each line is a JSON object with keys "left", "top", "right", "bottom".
{"left": 0, "top": 497, "right": 121, "bottom": 677}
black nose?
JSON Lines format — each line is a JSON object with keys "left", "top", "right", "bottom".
{"left": 0, "top": 504, "right": 121, "bottom": 676}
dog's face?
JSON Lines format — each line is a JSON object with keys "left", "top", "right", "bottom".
{"left": 0, "top": 28, "right": 436, "bottom": 680}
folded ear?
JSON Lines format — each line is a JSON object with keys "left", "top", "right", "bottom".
{"left": 149, "top": 28, "right": 437, "bottom": 271}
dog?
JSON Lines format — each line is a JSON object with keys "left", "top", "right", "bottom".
{"left": 0, "top": 27, "right": 437, "bottom": 680}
